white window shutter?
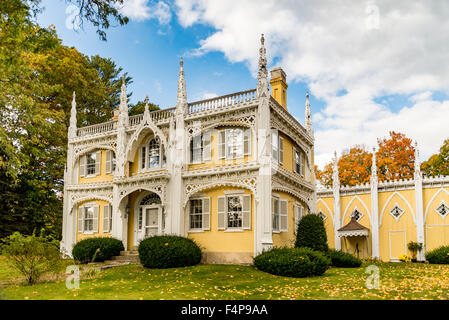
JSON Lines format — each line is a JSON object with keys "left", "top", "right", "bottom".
{"left": 80, "top": 156, "right": 86, "bottom": 178}
{"left": 271, "top": 129, "right": 278, "bottom": 162}
{"left": 105, "top": 151, "right": 111, "bottom": 174}
{"left": 218, "top": 130, "right": 226, "bottom": 159}
{"left": 202, "top": 197, "right": 211, "bottom": 231}
{"left": 202, "top": 130, "right": 212, "bottom": 161}
{"left": 244, "top": 129, "right": 251, "bottom": 156}
{"left": 280, "top": 199, "right": 288, "bottom": 232}
{"left": 279, "top": 137, "right": 284, "bottom": 165}
{"left": 78, "top": 206, "right": 84, "bottom": 233}
{"left": 300, "top": 152, "right": 305, "bottom": 176}
{"left": 95, "top": 151, "right": 101, "bottom": 176}
{"left": 109, "top": 205, "right": 113, "bottom": 232}
{"left": 103, "top": 205, "right": 109, "bottom": 232}
{"left": 242, "top": 195, "right": 251, "bottom": 230}
{"left": 93, "top": 205, "right": 99, "bottom": 232}
{"left": 217, "top": 196, "right": 226, "bottom": 230}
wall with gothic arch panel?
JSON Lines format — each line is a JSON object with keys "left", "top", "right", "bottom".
{"left": 424, "top": 187, "right": 449, "bottom": 251}
{"left": 316, "top": 197, "right": 335, "bottom": 249}
{"left": 378, "top": 189, "right": 416, "bottom": 261}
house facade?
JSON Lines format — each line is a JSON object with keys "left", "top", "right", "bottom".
{"left": 317, "top": 149, "right": 449, "bottom": 262}
{"left": 60, "top": 35, "right": 317, "bottom": 264}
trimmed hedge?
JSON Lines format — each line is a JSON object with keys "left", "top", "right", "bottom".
{"left": 327, "top": 249, "right": 362, "bottom": 268}
{"left": 72, "top": 237, "right": 124, "bottom": 264}
{"left": 426, "top": 245, "right": 449, "bottom": 264}
{"left": 253, "top": 247, "right": 331, "bottom": 278}
{"left": 295, "top": 214, "right": 329, "bottom": 252}
{"left": 138, "top": 235, "right": 202, "bottom": 268}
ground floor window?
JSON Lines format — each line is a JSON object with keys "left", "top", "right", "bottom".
{"left": 78, "top": 204, "right": 99, "bottom": 233}
{"left": 217, "top": 193, "right": 251, "bottom": 231}
{"left": 272, "top": 196, "right": 288, "bottom": 232}
{"left": 188, "top": 198, "right": 210, "bottom": 231}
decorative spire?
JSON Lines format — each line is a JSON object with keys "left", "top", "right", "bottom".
{"left": 414, "top": 141, "right": 421, "bottom": 179}
{"left": 371, "top": 147, "right": 377, "bottom": 177}
{"left": 332, "top": 151, "right": 340, "bottom": 189}
{"left": 68, "top": 91, "right": 77, "bottom": 139}
{"left": 305, "top": 91, "right": 313, "bottom": 135}
{"left": 144, "top": 95, "right": 149, "bottom": 114}
{"left": 256, "top": 34, "right": 269, "bottom": 98}
{"left": 118, "top": 75, "right": 129, "bottom": 127}
{"left": 176, "top": 57, "right": 187, "bottom": 113}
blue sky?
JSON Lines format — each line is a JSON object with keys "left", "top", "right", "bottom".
{"left": 37, "top": 0, "right": 318, "bottom": 125}
{"left": 37, "top": 1, "right": 449, "bottom": 168}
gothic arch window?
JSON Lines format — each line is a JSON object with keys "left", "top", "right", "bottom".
{"left": 389, "top": 204, "right": 404, "bottom": 221}
{"left": 140, "top": 136, "right": 166, "bottom": 171}
{"left": 350, "top": 208, "right": 363, "bottom": 222}
{"left": 435, "top": 201, "right": 449, "bottom": 219}
{"left": 140, "top": 193, "right": 161, "bottom": 206}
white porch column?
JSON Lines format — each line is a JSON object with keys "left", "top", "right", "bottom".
{"left": 370, "top": 148, "right": 380, "bottom": 259}
{"left": 112, "top": 185, "right": 128, "bottom": 248}
{"left": 332, "top": 152, "right": 341, "bottom": 250}
{"left": 169, "top": 58, "right": 187, "bottom": 236}
{"left": 414, "top": 142, "right": 425, "bottom": 261}
{"left": 255, "top": 34, "right": 273, "bottom": 255}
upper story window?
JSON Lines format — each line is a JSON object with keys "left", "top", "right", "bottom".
{"left": 218, "top": 128, "right": 251, "bottom": 161}
{"left": 294, "top": 148, "right": 304, "bottom": 176}
{"left": 105, "top": 150, "right": 116, "bottom": 174}
{"left": 190, "top": 130, "right": 211, "bottom": 164}
{"left": 80, "top": 151, "right": 101, "bottom": 177}
{"left": 140, "top": 137, "right": 166, "bottom": 171}
{"left": 271, "top": 129, "right": 284, "bottom": 165}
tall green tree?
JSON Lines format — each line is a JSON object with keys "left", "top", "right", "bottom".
{"left": 0, "top": 0, "right": 132, "bottom": 240}
{"left": 422, "top": 138, "right": 449, "bottom": 176}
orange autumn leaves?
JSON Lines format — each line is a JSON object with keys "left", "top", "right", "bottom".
{"left": 316, "top": 132, "right": 416, "bottom": 187}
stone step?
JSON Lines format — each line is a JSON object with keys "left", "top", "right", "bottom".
{"left": 111, "top": 255, "right": 140, "bottom": 263}
{"left": 120, "top": 250, "right": 138, "bottom": 256}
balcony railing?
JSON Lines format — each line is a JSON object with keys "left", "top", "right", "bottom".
{"left": 128, "top": 107, "right": 176, "bottom": 127}
{"left": 74, "top": 89, "right": 257, "bottom": 139}
{"left": 188, "top": 89, "right": 256, "bottom": 114}
{"left": 77, "top": 120, "right": 117, "bottom": 137}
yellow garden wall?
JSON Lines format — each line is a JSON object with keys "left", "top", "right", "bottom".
{"left": 316, "top": 197, "right": 335, "bottom": 249}
{"left": 424, "top": 187, "right": 449, "bottom": 251}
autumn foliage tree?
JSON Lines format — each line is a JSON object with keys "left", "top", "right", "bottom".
{"left": 316, "top": 132, "right": 416, "bottom": 187}
{"left": 376, "top": 131, "right": 415, "bottom": 182}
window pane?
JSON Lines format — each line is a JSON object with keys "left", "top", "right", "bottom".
{"left": 148, "top": 138, "right": 160, "bottom": 168}
{"left": 227, "top": 129, "right": 243, "bottom": 159}
{"left": 86, "top": 153, "right": 96, "bottom": 175}
{"left": 227, "top": 196, "right": 242, "bottom": 228}
{"left": 189, "top": 199, "right": 203, "bottom": 229}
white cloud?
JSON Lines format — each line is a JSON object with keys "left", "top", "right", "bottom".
{"left": 174, "top": 0, "right": 449, "bottom": 168}
{"left": 120, "top": 0, "right": 172, "bottom": 24}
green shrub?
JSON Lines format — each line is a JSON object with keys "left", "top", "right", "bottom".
{"left": 426, "top": 245, "right": 449, "bottom": 264}
{"left": 253, "top": 247, "right": 330, "bottom": 278}
{"left": 407, "top": 241, "right": 423, "bottom": 260}
{"left": 72, "top": 237, "right": 124, "bottom": 264}
{"left": 138, "top": 235, "right": 202, "bottom": 268}
{"left": 295, "top": 214, "right": 329, "bottom": 252}
{"left": 1, "top": 232, "right": 62, "bottom": 285}
{"left": 326, "top": 249, "right": 362, "bottom": 268}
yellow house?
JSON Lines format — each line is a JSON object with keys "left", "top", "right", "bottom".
{"left": 317, "top": 150, "right": 449, "bottom": 262}
{"left": 61, "top": 35, "right": 316, "bottom": 264}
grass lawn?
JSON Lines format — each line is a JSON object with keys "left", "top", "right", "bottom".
{"left": 1, "top": 257, "right": 449, "bottom": 300}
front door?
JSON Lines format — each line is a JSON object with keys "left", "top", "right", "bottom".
{"left": 136, "top": 205, "right": 162, "bottom": 244}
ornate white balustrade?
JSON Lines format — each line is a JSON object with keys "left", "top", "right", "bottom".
{"left": 74, "top": 90, "right": 257, "bottom": 139}
{"left": 188, "top": 89, "right": 256, "bottom": 114}
{"left": 129, "top": 107, "right": 176, "bottom": 127}
{"left": 76, "top": 120, "right": 117, "bottom": 137}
